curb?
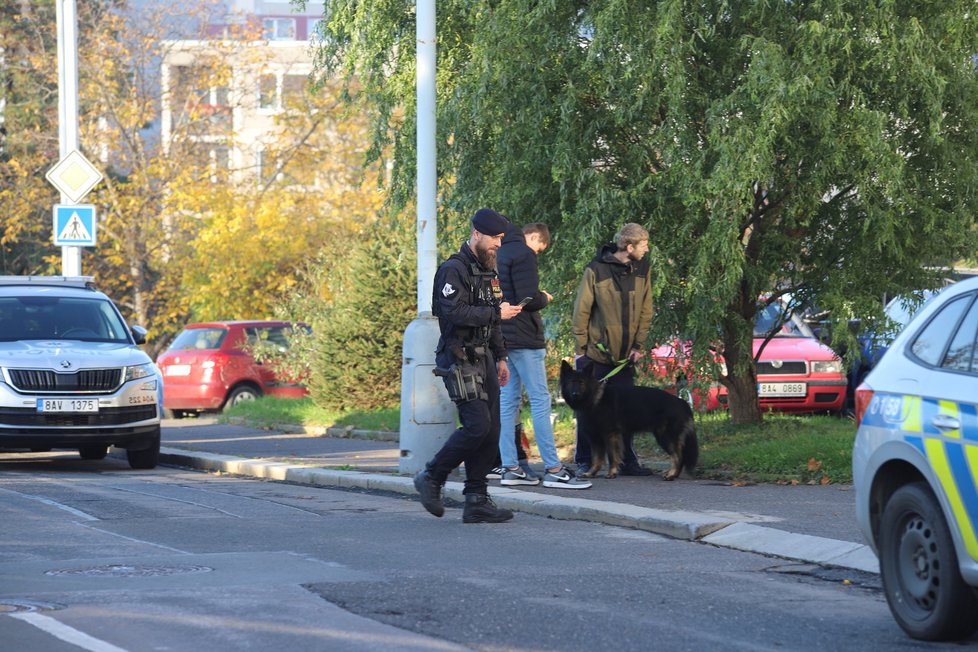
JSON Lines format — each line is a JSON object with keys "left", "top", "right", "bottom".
{"left": 223, "top": 417, "right": 398, "bottom": 442}
{"left": 151, "top": 446, "right": 879, "bottom": 574}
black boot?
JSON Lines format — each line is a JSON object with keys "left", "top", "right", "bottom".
{"left": 463, "top": 493, "right": 513, "bottom": 524}
{"left": 413, "top": 470, "right": 444, "bottom": 517}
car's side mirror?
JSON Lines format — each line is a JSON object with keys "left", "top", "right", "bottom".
{"left": 131, "top": 325, "right": 147, "bottom": 345}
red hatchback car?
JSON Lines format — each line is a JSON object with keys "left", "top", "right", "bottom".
{"left": 649, "top": 302, "right": 848, "bottom": 414}
{"left": 157, "top": 321, "right": 308, "bottom": 417}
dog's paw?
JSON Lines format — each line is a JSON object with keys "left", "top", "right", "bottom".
{"left": 605, "top": 471, "right": 618, "bottom": 479}
{"left": 663, "top": 471, "right": 678, "bottom": 481}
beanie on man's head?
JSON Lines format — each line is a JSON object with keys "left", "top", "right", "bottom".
{"left": 471, "top": 208, "right": 509, "bottom": 237}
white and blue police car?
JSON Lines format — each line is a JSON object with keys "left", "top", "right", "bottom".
{"left": 853, "top": 275, "right": 978, "bottom": 641}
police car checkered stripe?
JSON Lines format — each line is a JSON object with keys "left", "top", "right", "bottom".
{"left": 864, "top": 392, "right": 978, "bottom": 562}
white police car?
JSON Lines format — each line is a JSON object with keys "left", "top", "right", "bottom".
{"left": 853, "top": 276, "right": 978, "bottom": 641}
{"left": 0, "top": 276, "right": 162, "bottom": 468}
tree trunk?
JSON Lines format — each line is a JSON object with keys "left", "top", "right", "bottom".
{"left": 726, "top": 370, "right": 762, "bottom": 424}
{"left": 720, "top": 288, "right": 763, "bottom": 425}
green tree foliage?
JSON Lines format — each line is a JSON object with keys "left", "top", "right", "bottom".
{"left": 3, "top": 2, "right": 386, "bottom": 355}
{"left": 0, "top": 0, "right": 93, "bottom": 275}
{"left": 272, "top": 214, "right": 417, "bottom": 410}
{"left": 302, "top": 0, "right": 978, "bottom": 422}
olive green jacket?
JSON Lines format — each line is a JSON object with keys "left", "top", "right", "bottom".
{"left": 572, "top": 244, "right": 654, "bottom": 365}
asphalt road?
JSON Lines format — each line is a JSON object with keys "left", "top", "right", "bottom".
{"left": 2, "top": 452, "right": 955, "bottom": 651}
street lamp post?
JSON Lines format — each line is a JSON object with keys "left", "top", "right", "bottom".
{"left": 398, "top": 0, "right": 454, "bottom": 475}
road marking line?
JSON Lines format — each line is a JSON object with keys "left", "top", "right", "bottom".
{"left": 9, "top": 612, "right": 129, "bottom": 652}
{"left": 0, "top": 487, "right": 98, "bottom": 521}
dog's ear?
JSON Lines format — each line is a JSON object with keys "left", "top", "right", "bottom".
{"left": 560, "top": 360, "right": 573, "bottom": 375}
{"left": 580, "top": 359, "right": 593, "bottom": 375}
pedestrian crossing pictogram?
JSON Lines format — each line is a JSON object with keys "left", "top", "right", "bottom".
{"left": 53, "top": 204, "right": 97, "bottom": 247}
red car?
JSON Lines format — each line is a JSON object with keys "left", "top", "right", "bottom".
{"left": 648, "top": 302, "right": 847, "bottom": 413}
{"left": 157, "top": 321, "right": 308, "bottom": 417}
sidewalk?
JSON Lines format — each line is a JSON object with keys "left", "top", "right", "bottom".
{"left": 150, "top": 417, "right": 879, "bottom": 575}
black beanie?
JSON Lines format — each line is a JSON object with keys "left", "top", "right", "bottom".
{"left": 471, "top": 208, "right": 509, "bottom": 236}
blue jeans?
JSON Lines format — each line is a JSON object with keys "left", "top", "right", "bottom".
{"left": 499, "top": 347, "right": 560, "bottom": 470}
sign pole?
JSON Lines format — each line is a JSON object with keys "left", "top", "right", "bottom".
{"left": 56, "top": 0, "right": 82, "bottom": 275}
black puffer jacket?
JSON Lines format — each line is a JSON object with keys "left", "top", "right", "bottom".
{"left": 497, "top": 223, "right": 549, "bottom": 350}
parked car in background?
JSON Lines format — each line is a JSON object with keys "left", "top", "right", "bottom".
{"left": 648, "top": 300, "right": 847, "bottom": 413}
{"left": 850, "top": 288, "right": 944, "bottom": 391}
{"left": 853, "top": 275, "right": 978, "bottom": 641}
{"left": 156, "top": 320, "right": 308, "bottom": 417}
{"left": 0, "top": 276, "right": 162, "bottom": 468}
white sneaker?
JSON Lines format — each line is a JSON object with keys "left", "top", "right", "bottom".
{"left": 500, "top": 467, "right": 540, "bottom": 486}
{"left": 543, "top": 467, "right": 592, "bottom": 489}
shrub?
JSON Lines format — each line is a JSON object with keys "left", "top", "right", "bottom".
{"left": 274, "top": 215, "right": 417, "bottom": 410}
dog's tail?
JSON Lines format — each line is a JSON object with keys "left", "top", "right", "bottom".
{"left": 682, "top": 422, "right": 699, "bottom": 474}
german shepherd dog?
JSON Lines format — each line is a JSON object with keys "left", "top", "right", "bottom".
{"left": 560, "top": 360, "right": 698, "bottom": 480}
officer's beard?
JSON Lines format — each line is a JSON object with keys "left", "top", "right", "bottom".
{"left": 473, "top": 241, "right": 497, "bottom": 270}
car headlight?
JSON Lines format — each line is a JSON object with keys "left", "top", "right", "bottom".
{"left": 811, "top": 360, "right": 843, "bottom": 374}
{"left": 124, "top": 363, "right": 155, "bottom": 383}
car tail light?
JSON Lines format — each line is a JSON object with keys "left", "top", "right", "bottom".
{"left": 854, "top": 384, "right": 874, "bottom": 427}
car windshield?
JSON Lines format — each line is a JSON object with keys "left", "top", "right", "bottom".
{"left": 753, "top": 302, "right": 815, "bottom": 338}
{"left": 168, "top": 327, "right": 228, "bottom": 351}
{"left": 0, "top": 296, "right": 131, "bottom": 343}
{"left": 884, "top": 290, "right": 940, "bottom": 330}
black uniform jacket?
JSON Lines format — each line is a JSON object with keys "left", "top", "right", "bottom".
{"left": 432, "top": 242, "right": 507, "bottom": 368}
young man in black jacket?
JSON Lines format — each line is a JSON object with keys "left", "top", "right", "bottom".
{"left": 496, "top": 222, "right": 591, "bottom": 489}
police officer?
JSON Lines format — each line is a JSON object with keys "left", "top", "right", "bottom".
{"left": 414, "top": 208, "right": 523, "bottom": 523}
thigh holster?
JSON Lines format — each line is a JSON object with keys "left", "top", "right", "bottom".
{"left": 434, "top": 362, "right": 487, "bottom": 403}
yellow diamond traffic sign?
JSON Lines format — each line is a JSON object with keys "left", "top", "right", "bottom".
{"left": 45, "top": 149, "right": 104, "bottom": 203}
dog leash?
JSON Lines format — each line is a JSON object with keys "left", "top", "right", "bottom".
{"left": 599, "top": 358, "right": 631, "bottom": 381}
{"left": 595, "top": 342, "right": 633, "bottom": 381}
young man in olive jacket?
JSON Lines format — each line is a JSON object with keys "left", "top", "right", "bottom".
{"left": 497, "top": 222, "right": 591, "bottom": 489}
{"left": 571, "top": 223, "right": 655, "bottom": 476}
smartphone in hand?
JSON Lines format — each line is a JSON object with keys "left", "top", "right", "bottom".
{"left": 517, "top": 296, "right": 533, "bottom": 307}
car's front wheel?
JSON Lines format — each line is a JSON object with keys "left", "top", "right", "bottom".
{"left": 879, "top": 481, "right": 978, "bottom": 641}
{"left": 126, "top": 429, "right": 160, "bottom": 470}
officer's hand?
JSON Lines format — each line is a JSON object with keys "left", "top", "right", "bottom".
{"left": 499, "top": 302, "right": 522, "bottom": 320}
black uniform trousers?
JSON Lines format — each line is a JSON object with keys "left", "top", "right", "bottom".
{"left": 426, "top": 352, "right": 500, "bottom": 496}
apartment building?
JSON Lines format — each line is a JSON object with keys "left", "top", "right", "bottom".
{"left": 159, "top": 0, "right": 325, "bottom": 186}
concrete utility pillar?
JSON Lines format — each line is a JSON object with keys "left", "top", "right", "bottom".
{"left": 398, "top": 0, "right": 454, "bottom": 475}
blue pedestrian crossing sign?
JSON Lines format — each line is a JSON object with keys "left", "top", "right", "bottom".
{"left": 53, "top": 204, "right": 97, "bottom": 247}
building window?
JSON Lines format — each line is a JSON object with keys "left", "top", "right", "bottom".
{"left": 259, "top": 73, "right": 278, "bottom": 109}
{"left": 308, "top": 18, "right": 323, "bottom": 41}
{"left": 282, "top": 74, "right": 308, "bottom": 110}
{"left": 263, "top": 18, "right": 296, "bottom": 41}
